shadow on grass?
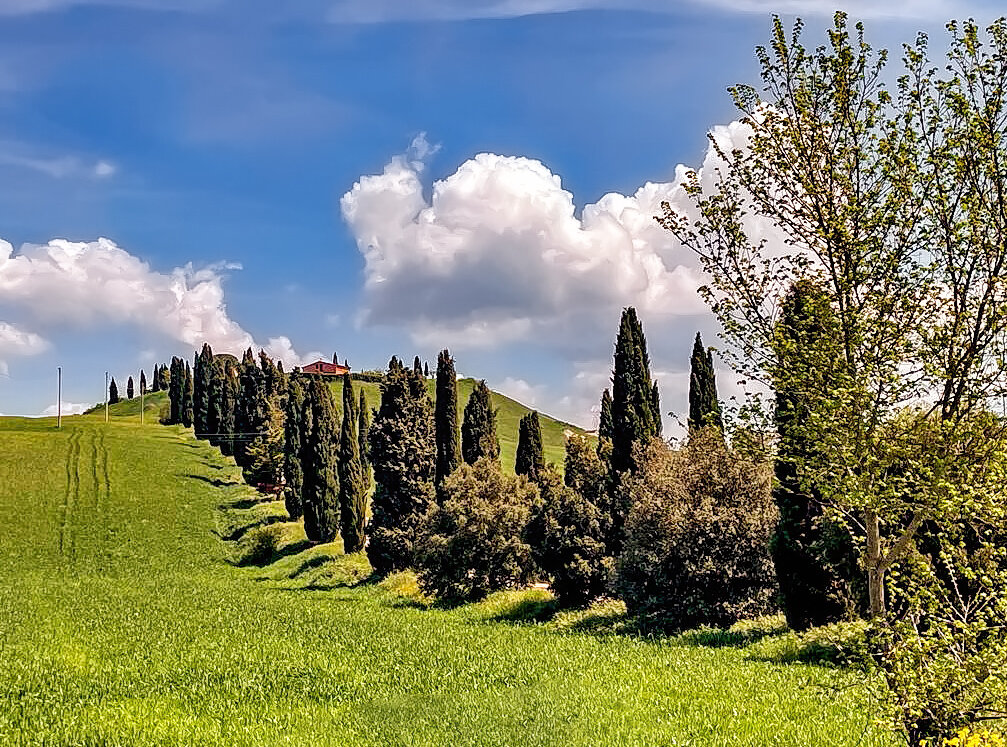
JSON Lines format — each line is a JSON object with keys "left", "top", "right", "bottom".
{"left": 234, "top": 538, "right": 314, "bottom": 567}
{"left": 186, "top": 473, "right": 241, "bottom": 489}
{"left": 220, "top": 513, "right": 286, "bottom": 542}
{"left": 219, "top": 495, "right": 274, "bottom": 510}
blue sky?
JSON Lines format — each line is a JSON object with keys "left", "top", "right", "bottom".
{"left": 0, "top": 0, "right": 997, "bottom": 426}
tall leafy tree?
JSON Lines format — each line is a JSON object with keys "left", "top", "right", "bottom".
{"left": 338, "top": 374, "right": 367, "bottom": 553}
{"left": 515, "top": 411, "right": 545, "bottom": 483}
{"left": 461, "top": 380, "right": 499, "bottom": 465}
{"left": 598, "top": 389, "right": 613, "bottom": 441}
{"left": 283, "top": 375, "right": 307, "bottom": 520}
{"left": 126, "top": 376, "right": 134, "bottom": 400}
{"left": 434, "top": 349, "right": 461, "bottom": 488}
{"left": 211, "top": 356, "right": 239, "bottom": 455}
{"left": 413, "top": 355, "right": 423, "bottom": 377}
{"left": 182, "top": 362, "right": 194, "bottom": 428}
{"left": 300, "top": 377, "right": 340, "bottom": 543}
{"left": 139, "top": 369, "right": 147, "bottom": 396}
{"left": 688, "top": 333, "right": 722, "bottom": 432}
{"left": 108, "top": 377, "right": 119, "bottom": 405}
{"left": 236, "top": 348, "right": 270, "bottom": 470}
{"left": 150, "top": 366, "right": 160, "bottom": 392}
{"left": 193, "top": 344, "right": 213, "bottom": 439}
{"left": 367, "top": 357, "right": 436, "bottom": 575}
{"left": 157, "top": 364, "right": 170, "bottom": 392}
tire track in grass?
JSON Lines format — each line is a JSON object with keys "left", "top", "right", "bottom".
{"left": 58, "top": 428, "right": 81, "bottom": 560}
{"left": 99, "top": 427, "right": 112, "bottom": 557}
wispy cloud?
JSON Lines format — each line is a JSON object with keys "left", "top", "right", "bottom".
{"left": 0, "top": 0, "right": 218, "bottom": 15}
{"left": 0, "top": 142, "right": 117, "bottom": 180}
{"left": 327, "top": 0, "right": 985, "bottom": 23}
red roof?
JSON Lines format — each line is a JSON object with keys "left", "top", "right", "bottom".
{"left": 301, "top": 360, "right": 350, "bottom": 376}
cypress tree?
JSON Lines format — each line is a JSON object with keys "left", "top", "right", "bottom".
{"left": 139, "top": 369, "right": 147, "bottom": 396}
{"left": 108, "top": 377, "right": 119, "bottom": 405}
{"left": 150, "top": 366, "right": 159, "bottom": 392}
{"left": 607, "top": 307, "right": 659, "bottom": 555}
{"left": 157, "top": 363, "right": 170, "bottom": 392}
{"left": 770, "top": 280, "right": 862, "bottom": 629}
{"left": 168, "top": 356, "right": 183, "bottom": 424}
{"left": 610, "top": 307, "right": 657, "bottom": 476}
{"left": 259, "top": 350, "right": 282, "bottom": 399}
{"left": 461, "top": 380, "right": 499, "bottom": 465}
{"left": 366, "top": 357, "right": 436, "bottom": 575}
{"left": 193, "top": 344, "right": 213, "bottom": 439}
{"left": 338, "top": 374, "right": 367, "bottom": 553}
{"left": 182, "top": 361, "right": 194, "bottom": 428}
{"left": 283, "top": 375, "right": 307, "bottom": 520}
{"left": 688, "top": 332, "right": 722, "bottom": 432}
{"left": 651, "top": 382, "right": 662, "bottom": 438}
{"left": 424, "top": 361, "right": 430, "bottom": 378}
{"left": 434, "top": 349, "right": 461, "bottom": 487}
{"left": 599, "top": 388, "right": 613, "bottom": 441}
{"left": 127, "top": 376, "right": 134, "bottom": 400}
{"left": 210, "top": 357, "right": 239, "bottom": 455}
{"left": 358, "top": 388, "right": 371, "bottom": 494}
{"left": 301, "top": 377, "right": 340, "bottom": 543}
{"left": 515, "top": 411, "right": 545, "bottom": 483}
{"left": 413, "top": 355, "right": 423, "bottom": 377}
{"left": 235, "top": 348, "right": 268, "bottom": 469}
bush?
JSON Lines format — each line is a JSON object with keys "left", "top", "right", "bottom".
{"left": 527, "top": 468, "right": 611, "bottom": 607}
{"left": 616, "top": 431, "right": 778, "bottom": 630}
{"left": 237, "top": 523, "right": 284, "bottom": 566}
{"left": 414, "top": 459, "right": 538, "bottom": 604}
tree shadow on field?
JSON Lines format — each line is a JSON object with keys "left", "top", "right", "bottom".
{"left": 184, "top": 473, "right": 240, "bottom": 489}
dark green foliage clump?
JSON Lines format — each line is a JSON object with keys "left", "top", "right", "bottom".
{"left": 338, "top": 374, "right": 367, "bottom": 554}
{"left": 235, "top": 348, "right": 271, "bottom": 472}
{"left": 108, "top": 377, "right": 119, "bottom": 405}
{"left": 598, "top": 388, "right": 613, "bottom": 445}
{"left": 126, "top": 376, "right": 134, "bottom": 400}
{"left": 168, "top": 356, "right": 183, "bottom": 425}
{"left": 157, "top": 363, "right": 170, "bottom": 393}
{"left": 515, "top": 411, "right": 544, "bottom": 483}
{"left": 461, "top": 379, "right": 499, "bottom": 465}
{"left": 688, "top": 332, "right": 722, "bottom": 432}
{"left": 182, "top": 362, "right": 194, "bottom": 428}
{"left": 367, "top": 357, "right": 436, "bottom": 575}
{"left": 358, "top": 389, "right": 371, "bottom": 494}
{"left": 139, "top": 369, "right": 147, "bottom": 396}
{"left": 283, "top": 376, "right": 307, "bottom": 520}
{"left": 527, "top": 468, "right": 610, "bottom": 607}
{"left": 415, "top": 459, "right": 537, "bottom": 604}
{"left": 770, "top": 280, "right": 863, "bottom": 630}
{"left": 300, "top": 377, "right": 340, "bottom": 543}
{"left": 434, "top": 349, "right": 461, "bottom": 488}
{"left": 211, "top": 355, "right": 239, "bottom": 455}
{"left": 193, "top": 344, "right": 213, "bottom": 439}
{"left": 610, "top": 307, "right": 658, "bottom": 476}
{"left": 616, "top": 432, "right": 777, "bottom": 631}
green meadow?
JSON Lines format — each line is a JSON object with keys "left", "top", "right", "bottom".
{"left": 0, "top": 411, "right": 890, "bottom": 746}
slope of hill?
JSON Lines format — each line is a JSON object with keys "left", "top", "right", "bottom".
{"left": 0, "top": 415, "right": 882, "bottom": 746}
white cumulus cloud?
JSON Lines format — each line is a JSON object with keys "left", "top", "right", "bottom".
{"left": 341, "top": 133, "right": 721, "bottom": 352}
{"left": 40, "top": 400, "right": 91, "bottom": 417}
{"left": 0, "top": 320, "right": 48, "bottom": 375}
{"left": 0, "top": 237, "right": 316, "bottom": 369}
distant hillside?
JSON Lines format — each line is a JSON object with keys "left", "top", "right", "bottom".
{"left": 98, "top": 377, "right": 585, "bottom": 473}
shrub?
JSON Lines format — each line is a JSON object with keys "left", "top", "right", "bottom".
{"left": 414, "top": 459, "right": 537, "bottom": 604}
{"left": 237, "top": 523, "right": 284, "bottom": 566}
{"left": 616, "top": 431, "right": 778, "bottom": 630}
{"left": 527, "top": 468, "right": 611, "bottom": 607}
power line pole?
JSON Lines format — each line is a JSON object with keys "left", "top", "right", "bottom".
{"left": 140, "top": 368, "right": 144, "bottom": 426}
{"left": 104, "top": 371, "right": 109, "bottom": 424}
{"left": 57, "top": 366, "right": 61, "bottom": 429}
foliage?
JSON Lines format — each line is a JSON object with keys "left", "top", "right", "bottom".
{"left": 770, "top": 280, "right": 863, "bottom": 630}
{"left": 182, "top": 361, "right": 194, "bottom": 428}
{"left": 126, "top": 375, "right": 134, "bottom": 400}
{"left": 461, "top": 379, "right": 499, "bottom": 465}
{"left": 598, "top": 388, "right": 613, "bottom": 446}
{"left": 515, "top": 410, "right": 545, "bottom": 483}
{"left": 688, "top": 332, "right": 721, "bottom": 432}
{"left": 282, "top": 375, "right": 306, "bottom": 520}
{"left": 415, "top": 459, "right": 537, "bottom": 604}
{"left": 746, "top": 619, "right": 869, "bottom": 667}
{"left": 337, "top": 373, "right": 367, "bottom": 554}
{"left": 366, "top": 357, "right": 435, "bottom": 575}
{"left": 236, "top": 523, "right": 285, "bottom": 566}
{"left": 139, "top": 368, "right": 147, "bottom": 396}
{"left": 193, "top": 343, "right": 213, "bottom": 439}
{"left": 358, "top": 388, "right": 371, "bottom": 494}
{"left": 168, "top": 356, "right": 183, "bottom": 425}
{"left": 527, "top": 468, "right": 610, "bottom": 607}
{"left": 616, "top": 432, "right": 777, "bottom": 630}
{"left": 243, "top": 398, "right": 285, "bottom": 489}
{"left": 108, "top": 376, "right": 119, "bottom": 405}
{"left": 434, "top": 349, "right": 461, "bottom": 488}
{"left": 300, "top": 377, "right": 340, "bottom": 543}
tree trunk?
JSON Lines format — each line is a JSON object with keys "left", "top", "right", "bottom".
{"left": 865, "top": 507, "right": 885, "bottom": 617}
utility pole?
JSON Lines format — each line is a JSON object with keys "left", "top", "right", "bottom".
{"left": 105, "top": 371, "right": 109, "bottom": 424}
{"left": 57, "top": 366, "right": 61, "bottom": 429}
{"left": 140, "top": 368, "right": 144, "bottom": 426}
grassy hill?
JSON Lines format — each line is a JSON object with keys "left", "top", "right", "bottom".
{"left": 105, "top": 378, "right": 585, "bottom": 473}
{"left": 0, "top": 414, "right": 887, "bottom": 746}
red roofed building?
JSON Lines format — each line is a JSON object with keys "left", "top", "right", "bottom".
{"left": 301, "top": 353, "right": 350, "bottom": 377}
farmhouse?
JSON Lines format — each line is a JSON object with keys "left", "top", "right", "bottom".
{"left": 301, "top": 354, "right": 350, "bottom": 377}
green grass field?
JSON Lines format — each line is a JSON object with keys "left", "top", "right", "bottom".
{"left": 0, "top": 414, "right": 891, "bottom": 746}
